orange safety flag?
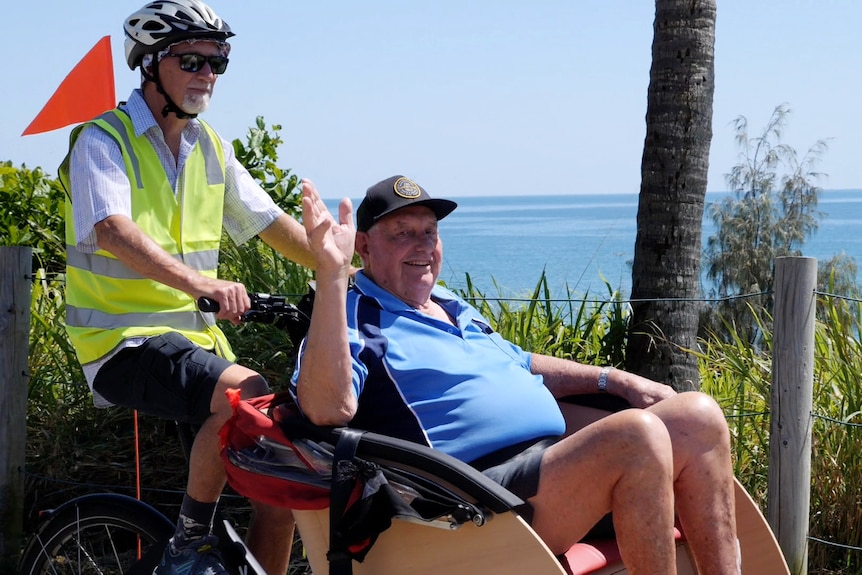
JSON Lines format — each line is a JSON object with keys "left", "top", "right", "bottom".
{"left": 22, "top": 35, "right": 116, "bottom": 136}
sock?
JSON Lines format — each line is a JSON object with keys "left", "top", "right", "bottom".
{"left": 171, "top": 494, "right": 218, "bottom": 550}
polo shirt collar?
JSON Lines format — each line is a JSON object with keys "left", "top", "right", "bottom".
{"left": 353, "top": 271, "right": 459, "bottom": 315}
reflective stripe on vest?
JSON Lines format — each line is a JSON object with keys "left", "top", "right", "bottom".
{"left": 65, "top": 249, "right": 220, "bottom": 280}
{"left": 62, "top": 109, "right": 233, "bottom": 365}
{"left": 65, "top": 306, "right": 213, "bottom": 331}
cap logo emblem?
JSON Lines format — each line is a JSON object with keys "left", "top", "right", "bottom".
{"left": 393, "top": 177, "right": 422, "bottom": 199}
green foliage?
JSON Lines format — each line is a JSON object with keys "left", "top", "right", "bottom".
{"left": 450, "top": 271, "right": 631, "bottom": 368}
{"left": 807, "top": 295, "right": 862, "bottom": 572}
{"left": 232, "top": 116, "right": 302, "bottom": 219}
{"left": 26, "top": 271, "right": 84, "bottom": 410}
{"left": 222, "top": 117, "right": 312, "bottom": 298}
{"left": 217, "top": 118, "right": 313, "bottom": 391}
{"left": 14, "top": 112, "right": 862, "bottom": 572}
{"left": 0, "top": 160, "right": 66, "bottom": 274}
{"left": 704, "top": 103, "right": 852, "bottom": 344}
{"left": 818, "top": 252, "right": 859, "bottom": 301}
{"left": 711, "top": 103, "right": 826, "bottom": 288}
{"left": 695, "top": 312, "right": 773, "bottom": 499}
{"left": 699, "top": 296, "right": 862, "bottom": 573}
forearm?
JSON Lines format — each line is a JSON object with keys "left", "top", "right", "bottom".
{"left": 95, "top": 214, "right": 252, "bottom": 322}
{"left": 95, "top": 215, "right": 209, "bottom": 296}
{"left": 531, "top": 354, "right": 609, "bottom": 398}
{"left": 258, "top": 213, "right": 316, "bottom": 270}
{"left": 296, "top": 270, "right": 357, "bottom": 426}
{"left": 530, "top": 353, "right": 676, "bottom": 408}
{"left": 294, "top": 183, "right": 357, "bottom": 424}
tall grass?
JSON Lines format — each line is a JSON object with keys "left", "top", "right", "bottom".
{"left": 807, "top": 295, "right": 862, "bottom": 573}
{"left": 453, "top": 272, "right": 630, "bottom": 367}
{"left": 20, "top": 249, "right": 862, "bottom": 574}
{"left": 457, "top": 274, "right": 862, "bottom": 574}
{"left": 8, "top": 122, "right": 859, "bottom": 570}
{"left": 697, "top": 295, "right": 862, "bottom": 574}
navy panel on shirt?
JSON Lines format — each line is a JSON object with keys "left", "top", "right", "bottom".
{"left": 351, "top": 297, "right": 431, "bottom": 447}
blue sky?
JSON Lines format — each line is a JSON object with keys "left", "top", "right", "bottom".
{"left": 3, "top": 1, "right": 861, "bottom": 198}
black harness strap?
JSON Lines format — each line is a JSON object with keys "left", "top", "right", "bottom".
{"left": 327, "top": 428, "right": 365, "bottom": 575}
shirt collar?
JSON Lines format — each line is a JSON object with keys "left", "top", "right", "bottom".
{"left": 353, "top": 270, "right": 462, "bottom": 316}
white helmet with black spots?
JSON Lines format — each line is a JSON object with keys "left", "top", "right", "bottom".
{"left": 124, "top": 0, "right": 234, "bottom": 70}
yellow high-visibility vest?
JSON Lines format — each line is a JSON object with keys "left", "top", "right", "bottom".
{"left": 60, "top": 109, "right": 235, "bottom": 365}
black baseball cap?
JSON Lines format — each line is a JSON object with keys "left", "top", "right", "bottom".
{"left": 356, "top": 175, "right": 458, "bottom": 232}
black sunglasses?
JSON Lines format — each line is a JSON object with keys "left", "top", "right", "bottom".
{"left": 163, "top": 52, "right": 229, "bottom": 75}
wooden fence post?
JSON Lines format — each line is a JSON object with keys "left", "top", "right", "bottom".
{"left": 768, "top": 256, "right": 816, "bottom": 575}
{"left": 0, "top": 246, "right": 31, "bottom": 568}
{"left": 0, "top": 246, "right": 33, "bottom": 572}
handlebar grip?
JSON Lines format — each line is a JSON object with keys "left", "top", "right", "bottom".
{"left": 197, "top": 297, "right": 220, "bottom": 313}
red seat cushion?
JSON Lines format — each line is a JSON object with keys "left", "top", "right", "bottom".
{"left": 563, "top": 528, "right": 683, "bottom": 575}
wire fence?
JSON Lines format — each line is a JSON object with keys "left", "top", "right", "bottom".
{"left": 20, "top": 275, "right": 862, "bottom": 566}
{"left": 448, "top": 285, "right": 862, "bottom": 561}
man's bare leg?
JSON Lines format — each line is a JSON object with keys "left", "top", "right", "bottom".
{"left": 529, "top": 409, "right": 677, "bottom": 574}
{"left": 247, "top": 505, "right": 295, "bottom": 574}
{"left": 184, "top": 365, "right": 296, "bottom": 573}
{"left": 648, "top": 392, "right": 740, "bottom": 575}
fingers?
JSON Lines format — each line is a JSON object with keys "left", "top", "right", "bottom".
{"left": 301, "top": 178, "right": 342, "bottom": 230}
{"left": 301, "top": 178, "right": 327, "bottom": 213}
{"left": 338, "top": 197, "right": 354, "bottom": 229}
{"left": 300, "top": 179, "right": 355, "bottom": 272}
{"left": 301, "top": 178, "right": 354, "bottom": 233}
{"left": 301, "top": 195, "right": 315, "bottom": 232}
{"left": 307, "top": 217, "right": 334, "bottom": 248}
{"left": 198, "top": 280, "right": 249, "bottom": 324}
{"left": 301, "top": 178, "right": 318, "bottom": 199}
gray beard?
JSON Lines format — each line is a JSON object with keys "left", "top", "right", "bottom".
{"left": 182, "top": 92, "right": 211, "bottom": 115}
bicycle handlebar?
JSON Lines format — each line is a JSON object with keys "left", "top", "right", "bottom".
{"left": 197, "top": 293, "right": 293, "bottom": 315}
{"left": 197, "top": 292, "right": 312, "bottom": 346}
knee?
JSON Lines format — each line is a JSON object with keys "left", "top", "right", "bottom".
{"left": 219, "top": 365, "right": 269, "bottom": 398}
{"left": 684, "top": 392, "right": 728, "bottom": 430}
{"left": 614, "top": 410, "right": 674, "bottom": 472}
{"left": 674, "top": 392, "right": 731, "bottom": 447}
{"left": 211, "top": 367, "right": 269, "bottom": 416}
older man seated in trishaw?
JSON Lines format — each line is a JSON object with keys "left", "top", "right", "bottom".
{"left": 293, "top": 175, "right": 741, "bottom": 574}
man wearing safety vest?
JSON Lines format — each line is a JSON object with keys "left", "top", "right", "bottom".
{"left": 59, "top": 1, "right": 317, "bottom": 573}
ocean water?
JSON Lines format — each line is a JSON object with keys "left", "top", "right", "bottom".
{"left": 327, "top": 189, "right": 862, "bottom": 299}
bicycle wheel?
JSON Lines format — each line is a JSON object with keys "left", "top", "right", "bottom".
{"left": 18, "top": 493, "right": 174, "bottom": 575}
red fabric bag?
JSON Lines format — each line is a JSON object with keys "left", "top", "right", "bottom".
{"left": 218, "top": 389, "right": 331, "bottom": 510}
{"left": 220, "top": 388, "right": 498, "bottom": 574}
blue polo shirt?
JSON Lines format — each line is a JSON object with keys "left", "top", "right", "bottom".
{"left": 293, "top": 272, "right": 565, "bottom": 463}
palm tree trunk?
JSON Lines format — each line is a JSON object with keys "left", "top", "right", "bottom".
{"left": 626, "top": 0, "right": 716, "bottom": 391}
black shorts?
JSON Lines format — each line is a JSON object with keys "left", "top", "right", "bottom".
{"left": 92, "top": 332, "right": 234, "bottom": 424}
{"left": 471, "top": 437, "right": 558, "bottom": 523}
{"left": 473, "top": 436, "right": 616, "bottom": 538}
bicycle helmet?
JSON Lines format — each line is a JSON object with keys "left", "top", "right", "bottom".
{"left": 124, "top": 0, "right": 234, "bottom": 70}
